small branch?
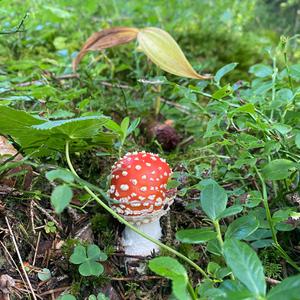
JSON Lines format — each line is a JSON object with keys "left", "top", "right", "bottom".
{"left": 266, "top": 277, "right": 280, "bottom": 285}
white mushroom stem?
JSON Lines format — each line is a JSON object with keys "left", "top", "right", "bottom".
{"left": 122, "top": 219, "right": 162, "bottom": 256}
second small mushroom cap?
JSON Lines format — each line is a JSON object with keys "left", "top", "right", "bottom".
{"left": 109, "top": 151, "right": 174, "bottom": 224}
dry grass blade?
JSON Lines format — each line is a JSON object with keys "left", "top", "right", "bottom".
{"left": 73, "top": 27, "right": 139, "bottom": 71}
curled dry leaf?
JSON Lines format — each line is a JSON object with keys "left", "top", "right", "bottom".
{"left": 0, "top": 136, "right": 32, "bottom": 189}
{"left": 137, "top": 27, "right": 211, "bottom": 79}
{"left": 73, "top": 26, "right": 211, "bottom": 80}
{"left": 72, "top": 27, "right": 139, "bottom": 71}
{"left": 0, "top": 274, "right": 15, "bottom": 296}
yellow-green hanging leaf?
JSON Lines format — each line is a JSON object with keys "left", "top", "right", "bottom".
{"left": 73, "top": 27, "right": 139, "bottom": 71}
{"left": 137, "top": 27, "right": 211, "bottom": 80}
{"left": 73, "top": 26, "right": 211, "bottom": 80}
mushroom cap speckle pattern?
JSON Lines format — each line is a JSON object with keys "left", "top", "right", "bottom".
{"left": 109, "top": 151, "right": 174, "bottom": 223}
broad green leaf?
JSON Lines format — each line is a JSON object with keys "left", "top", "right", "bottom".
{"left": 58, "top": 295, "right": 76, "bottom": 300}
{"left": 207, "top": 239, "right": 222, "bottom": 256}
{"left": 223, "top": 239, "right": 266, "bottom": 296}
{"left": 267, "top": 274, "right": 300, "bottom": 300}
{"left": 0, "top": 106, "right": 114, "bottom": 156}
{"left": 212, "top": 84, "right": 233, "bottom": 99}
{"left": 120, "top": 117, "right": 130, "bottom": 136}
{"left": 245, "top": 229, "right": 272, "bottom": 241}
{"left": 219, "top": 280, "right": 255, "bottom": 300}
{"left": 229, "top": 103, "right": 256, "bottom": 117}
{"left": 37, "top": 268, "right": 51, "bottom": 281}
{"left": 244, "top": 190, "right": 262, "bottom": 208}
{"left": 289, "top": 64, "right": 300, "bottom": 80}
{"left": 262, "top": 159, "right": 298, "bottom": 180}
{"left": 217, "top": 205, "right": 243, "bottom": 219}
{"left": 225, "top": 215, "right": 259, "bottom": 240}
{"left": 137, "top": 27, "right": 211, "bottom": 80}
{"left": 0, "top": 105, "right": 44, "bottom": 136}
{"left": 175, "top": 228, "right": 217, "bottom": 244}
{"left": 32, "top": 116, "right": 109, "bottom": 138}
{"left": 127, "top": 118, "right": 140, "bottom": 135}
{"left": 51, "top": 185, "right": 73, "bottom": 214}
{"left": 273, "top": 123, "right": 292, "bottom": 135}
{"left": 251, "top": 239, "right": 273, "bottom": 248}
{"left": 149, "top": 257, "right": 188, "bottom": 300}
{"left": 79, "top": 261, "right": 104, "bottom": 276}
{"left": 70, "top": 245, "right": 88, "bottom": 264}
{"left": 207, "top": 262, "right": 220, "bottom": 275}
{"left": 271, "top": 88, "right": 293, "bottom": 108}
{"left": 295, "top": 133, "right": 300, "bottom": 149}
{"left": 215, "top": 63, "right": 238, "bottom": 84}
{"left": 46, "top": 169, "right": 74, "bottom": 183}
{"left": 87, "top": 244, "right": 108, "bottom": 261}
{"left": 249, "top": 64, "right": 272, "bottom": 77}
{"left": 200, "top": 181, "right": 228, "bottom": 221}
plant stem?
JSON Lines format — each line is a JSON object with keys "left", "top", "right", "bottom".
{"left": 187, "top": 282, "right": 198, "bottom": 300}
{"left": 255, "top": 166, "right": 300, "bottom": 271}
{"left": 65, "top": 142, "right": 209, "bottom": 279}
{"left": 213, "top": 220, "right": 223, "bottom": 248}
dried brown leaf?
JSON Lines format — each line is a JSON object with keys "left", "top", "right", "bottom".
{"left": 0, "top": 136, "right": 32, "bottom": 189}
{"left": 73, "top": 27, "right": 139, "bottom": 71}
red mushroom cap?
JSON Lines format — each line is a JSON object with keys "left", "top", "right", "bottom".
{"left": 109, "top": 151, "right": 174, "bottom": 223}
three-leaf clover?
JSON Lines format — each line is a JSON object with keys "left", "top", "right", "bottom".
{"left": 45, "top": 221, "right": 57, "bottom": 234}
{"left": 69, "top": 244, "right": 107, "bottom": 276}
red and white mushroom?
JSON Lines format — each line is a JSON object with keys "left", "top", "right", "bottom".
{"left": 109, "top": 151, "right": 174, "bottom": 256}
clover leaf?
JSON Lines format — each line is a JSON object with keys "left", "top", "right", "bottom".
{"left": 69, "top": 244, "right": 107, "bottom": 277}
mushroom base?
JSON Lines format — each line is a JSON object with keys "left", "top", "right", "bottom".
{"left": 122, "top": 219, "right": 161, "bottom": 256}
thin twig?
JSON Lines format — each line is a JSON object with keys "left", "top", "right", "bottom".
{"left": 32, "top": 231, "right": 41, "bottom": 267}
{"left": 266, "top": 277, "right": 280, "bottom": 285}
{"left": 32, "top": 201, "right": 63, "bottom": 232}
{"left": 38, "top": 286, "right": 71, "bottom": 297}
{"left": 110, "top": 275, "right": 162, "bottom": 281}
{"left": 0, "top": 13, "right": 28, "bottom": 35}
{"left": 0, "top": 241, "right": 26, "bottom": 284}
{"left": 5, "top": 217, "right": 37, "bottom": 300}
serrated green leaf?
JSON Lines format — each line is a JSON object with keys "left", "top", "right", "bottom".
{"left": 51, "top": 185, "right": 73, "bottom": 214}
{"left": 176, "top": 228, "right": 217, "bottom": 244}
{"left": 0, "top": 106, "right": 114, "bottom": 156}
{"left": 32, "top": 116, "right": 109, "bottom": 138}
{"left": 223, "top": 239, "right": 266, "bottom": 296}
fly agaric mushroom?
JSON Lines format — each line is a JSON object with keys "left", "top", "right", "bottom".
{"left": 109, "top": 151, "right": 175, "bottom": 256}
